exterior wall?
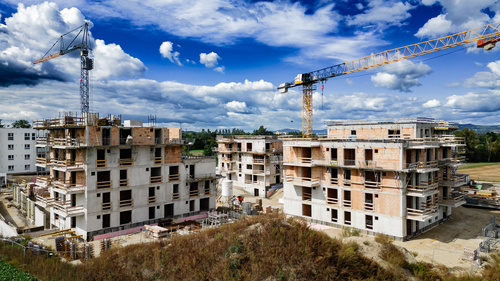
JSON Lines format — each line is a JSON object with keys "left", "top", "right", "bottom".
{"left": 32, "top": 116, "right": 216, "bottom": 241}
{"left": 284, "top": 119, "right": 467, "bottom": 240}
{"left": 0, "top": 128, "right": 39, "bottom": 174}
{"left": 216, "top": 136, "right": 283, "bottom": 198}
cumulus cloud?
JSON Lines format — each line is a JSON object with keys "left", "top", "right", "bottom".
{"left": 200, "top": 52, "right": 225, "bottom": 72}
{"left": 462, "top": 60, "right": 500, "bottom": 88}
{"left": 226, "top": 101, "right": 249, "bottom": 113}
{"left": 159, "top": 41, "right": 182, "bottom": 66}
{"left": 0, "top": 2, "right": 145, "bottom": 86}
{"left": 346, "top": 0, "right": 415, "bottom": 29}
{"left": 416, "top": 0, "right": 496, "bottom": 38}
{"left": 3, "top": 0, "right": 392, "bottom": 64}
{"left": 423, "top": 99, "right": 441, "bottom": 108}
{"left": 371, "top": 61, "right": 432, "bottom": 92}
{"left": 445, "top": 90, "right": 500, "bottom": 112}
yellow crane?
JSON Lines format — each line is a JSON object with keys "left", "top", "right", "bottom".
{"left": 278, "top": 22, "right": 500, "bottom": 137}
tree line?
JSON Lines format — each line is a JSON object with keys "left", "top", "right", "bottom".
{"left": 182, "top": 126, "right": 301, "bottom": 156}
{"left": 455, "top": 128, "right": 500, "bottom": 162}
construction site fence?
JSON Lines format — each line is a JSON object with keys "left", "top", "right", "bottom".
{"left": 0, "top": 237, "right": 63, "bottom": 259}
{"left": 87, "top": 209, "right": 216, "bottom": 241}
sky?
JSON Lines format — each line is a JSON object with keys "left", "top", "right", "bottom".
{"left": 0, "top": 0, "right": 500, "bottom": 132}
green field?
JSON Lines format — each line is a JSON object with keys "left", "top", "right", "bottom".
{"left": 188, "top": 149, "right": 204, "bottom": 156}
{"left": 458, "top": 162, "right": 500, "bottom": 169}
{"left": 0, "top": 260, "right": 36, "bottom": 280}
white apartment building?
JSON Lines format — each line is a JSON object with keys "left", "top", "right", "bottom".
{"left": 0, "top": 128, "right": 41, "bottom": 177}
{"left": 33, "top": 113, "right": 217, "bottom": 240}
{"left": 283, "top": 118, "right": 467, "bottom": 241}
{"left": 216, "top": 135, "right": 283, "bottom": 198}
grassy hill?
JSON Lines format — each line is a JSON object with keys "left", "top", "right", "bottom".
{"left": 1, "top": 213, "right": 500, "bottom": 280}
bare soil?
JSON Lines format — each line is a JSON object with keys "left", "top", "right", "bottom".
{"left": 460, "top": 164, "right": 500, "bottom": 182}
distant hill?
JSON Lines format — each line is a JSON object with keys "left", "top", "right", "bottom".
{"left": 277, "top": 128, "right": 328, "bottom": 135}
{"left": 458, "top": 124, "right": 500, "bottom": 134}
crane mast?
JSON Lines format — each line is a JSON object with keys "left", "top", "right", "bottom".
{"left": 279, "top": 22, "right": 500, "bottom": 138}
{"left": 34, "top": 22, "right": 94, "bottom": 116}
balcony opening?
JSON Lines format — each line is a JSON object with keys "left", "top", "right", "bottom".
{"left": 331, "top": 148, "right": 337, "bottom": 161}
{"left": 149, "top": 186, "right": 156, "bottom": 203}
{"left": 343, "top": 169, "right": 351, "bottom": 187}
{"left": 330, "top": 168, "right": 338, "bottom": 184}
{"left": 205, "top": 180, "right": 210, "bottom": 195}
{"left": 173, "top": 184, "right": 180, "bottom": 200}
{"left": 388, "top": 129, "right": 400, "bottom": 138}
{"left": 71, "top": 194, "right": 76, "bottom": 207}
{"left": 149, "top": 206, "right": 155, "bottom": 220}
{"left": 247, "top": 143, "right": 252, "bottom": 151}
{"left": 265, "top": 143, "right": 270, "bottom": 151}
{"left": 302, "top": 167, "right": 311, "bottom": 180}
{"left": 254, "top": 188, "right": 259, "bottom": 197}
{"left": 366, "top": 215, "right": 373, "bottom": 230}
{"left": 406, "top": 150, "right": 412, "bottom": 166}
{"left": 415, "top": 149, "right": 420, "bottom": 162}
{"left": 427, "top": 148, "right": 432, "bottom": 162}
{"left": 302, "top": 187, "right": 312, "bottom": 201}
{"left": 155, "top": 129, "right": 162, "bottom": 144}
{"left": 190, "top": 182, "right": 199, "bottom": 197}
{"left": 96, "top": 171, "right": 111, "bottom": 189}
{"left": 189, "top": 164, "right": 195, "bottom": 179}
{"left": 102, "top": 192, "right": 111, "bottom": 211}
{"left": 119, "top": 128, "right": 132, "bottom": 145}
{"left": 120, "top": 169, "right": 128, "bottom": 187}
{"left": 344, "top": 211, "right": 351, "bottom": 225}
{"left": 331, "top": 209, "right": 338, "bottom": 223}
{"left": 443, "top": 147, "right": 448, "bottom": 158}
{"left": 200, "top": 198, "right": 210, "bottom": 212}
{"left": 120, "top": 210, "right": 132, "bottom": 225}
{"left": 120, "top": 190, "right": 133, "bottom": 208}
{"left": 365, "top": 193, "right": 374, "bottom": 211}
{"left": 344, "top": 149, "right": 355, "bottom": 166}
{"left": 103, "top": 214, "right": 110, "bottom": 228}
{"left": 343, "top": 190, "right": 351, "bottom": 208}
{"left": 327, "top": 188, "right": 338, "bottom": 205}
{"left": 189, "top": 200, "right": 195, "bottom": 212}
{"left": 237, "top": 143, "right": 242, "bottom": 151}
{"left": 96, "top": 149, "right": 106, "bottom": 168}
{"left": 302, "top": 204, "right": 311, "bottom": 217}
{"left": 164, "top": 203, "right": 174, "bottom": 218}
{"left": 169, "top": 166, "right": 180, "bottom": 181}
{"left": 119, "top": 148, "right": 133, "bottom": 166}
{"left": 102, "top": 128, "right": 110, "bottom": 145}
{"left": 150, "top": 167, "right": 162, "bottom": 183}
{"left": 365, "top": 171, "right": 381, "bottom": 188}
{"left": 302, "top": 147, "right": 311, "bottom": 163}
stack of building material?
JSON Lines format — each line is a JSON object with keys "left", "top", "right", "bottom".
{"left": 145, "top": 225, "right": 170, "bottom": 239}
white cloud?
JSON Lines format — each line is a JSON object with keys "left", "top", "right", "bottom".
{"left": 0, "top": 2, "right": 145, "bottom": 86}
{"left": 199, "top": 52, "right": 220, "bottom": 68}
{"left": 159, "top": 41, "right": 182, "bottom": 66}
{"left": 225, "top": 101, "right": 248, "bottom": 113}
{"left": 423, "top": 99, "right": 441, "bottom": 108}
{"left": 445, "top": 90, "right": 500, "bottom": 112}
{"left": 415, "top": 14, "right": 453, "bottom": 38}
{"left": 214, "top": 66, "right": 225, "bottom": 74}
{"left": 347, "top": 0, "right": 415, "bottom": 29}
{"left": 462, "top": 60, "right": 500, "bottom": 88}
{"left": 416, "top": 0, "right": 496, "bottom": 38}
{"left": 199, "top": 51, "right": 225, "bottom": 72}
{"left": 370, "top": 61, "right": 432, "bottom": 92}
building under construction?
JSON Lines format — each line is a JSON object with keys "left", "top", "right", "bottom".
{"left": 215, "top": 135, "right": 283, "bottom": 198}
{"left": 32, "top": 113, "right": 216, "bottom": 241}
{"left": 283, "top": 118, "right": 468, "bottom": 240}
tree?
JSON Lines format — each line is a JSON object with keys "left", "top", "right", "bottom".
{"left": 252, "top": 125, "right": 274, "bottom": 135}
{"left": 485, "top": 134, "right": 500, "bottom": 162}
{"left": 455, "top": 128, "right": 478, "bottom": 161}
{"left": 12, "top": 119, "right": 31, "bottom": 128}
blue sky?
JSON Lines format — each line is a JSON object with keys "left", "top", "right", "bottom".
{"left": 0, "top": 0, "right": 499, "bottom": 132}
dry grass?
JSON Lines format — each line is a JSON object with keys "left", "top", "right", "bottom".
{"left": 3, "top": 213, "right": 500, "bottom": 280}
{"left": 459, "top": 163, "right": 500, "bottom": 182}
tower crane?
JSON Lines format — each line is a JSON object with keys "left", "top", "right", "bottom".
{"left": 34, "top": 22, "right": 94, "bottom": 115}
{"left": 278, "top": 22, "right": 500, "bottom": 137}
